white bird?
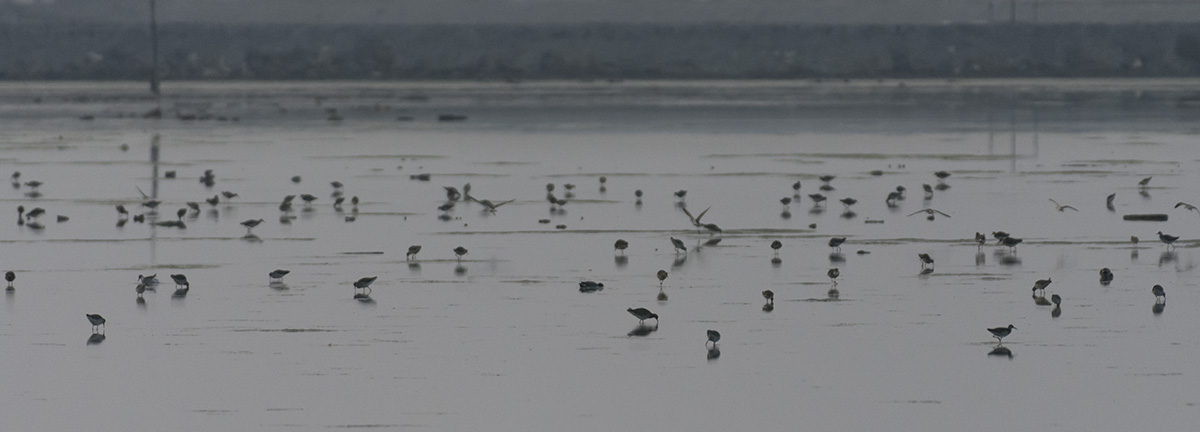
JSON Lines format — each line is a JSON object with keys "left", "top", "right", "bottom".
{"left": 1049, "top": 199, "right": 1078, "bottom": 212}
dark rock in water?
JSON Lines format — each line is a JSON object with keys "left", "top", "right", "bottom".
{"left": 1123, "top": 214, "right": 1168, "bottom": 221}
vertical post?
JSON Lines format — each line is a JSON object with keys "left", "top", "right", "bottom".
{"left": 150, "top": 134, "right": 160, "bottom": 199}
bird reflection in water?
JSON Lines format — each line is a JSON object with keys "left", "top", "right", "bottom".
{"left": 919, "top": 267, "right": 933, "bottom": 277}
{"left": 840, "top": 210, "right": 856, "bottom": 220}
{"left": 454, "top": 264, "right": 467, "bottom": 276}
{"left": 771, "top": 257, "right": 782, "bottom": 267}
{"left": 1153, "top": 303, "right": 1165, "bottom": 315}
{"left": 780, "top": 210, "right": 791, "bottom": 219}
{"left": 672, "top": 254, "right": 687, "bottom": 268}
{"left": 657, "top": 289, "right": 668, "bottom": 302}
{"left": 269, "top": 282, "right": 289, "bottom": 291}
{"left": 408, "top": 261, "right": 422, "bottom": 273}
{"left": 354, "top": 293, "right": 374, "bottom": 304}
{"left": 136, "top": 296, "right": 147, "bottom": 310}
{"left": 171, "top": 287, "right": 189, "bottom": 299}
{"left": 707, "top": 347, "right": 721, "bottom": 361}
{"left": 242, "top": 234, "right": 262, "bottom": 243}
{"left": 627, "top": 323, "right": 658, "bottom": 337}
{"left": 1051, "top": 305, "right": 1062, "bottom": 318}
{"left": 1159, "top": 251, "right": 1176, "bottom": 266}
{"left": 827, "top": 287, "right": 840, "bottom": 300}
{"left": 988, "top": 345, "right": 1013, "bottom": 359}
{"left": 762, "top": 302, "right": 774, "bottom": 313}
{"left": 975, "top": 252, "right": 985, "bottom": 266}
{"left": 703, "top": 238, "right": 722, "bottom": 247}
{"left": 828, "top": 253, "right": 845, "bottom": 263}
{"left": 87, "top": 333, "right": 106, "bottom": 345}
{"left": 614, "top": 255, "right": 628, "bottom": 268}
{"left": 1032, "top": 294, "right": 1053, "bottom": 306}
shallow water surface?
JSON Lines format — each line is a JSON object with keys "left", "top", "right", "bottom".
{"left": 2, "top": 80, "right": 1200, "bottom": 430}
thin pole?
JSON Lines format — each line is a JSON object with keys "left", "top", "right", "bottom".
{"left": 149, "top": 0, "right": 160, "bottom": 97}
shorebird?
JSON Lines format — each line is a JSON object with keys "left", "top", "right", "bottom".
{"left": 300, "top": 194, "right": 317, "bottom": 206}
{"left": 1099, "top": 268, "right": 1113, "bottom": 284}
{"left": 987, "top": 324, "right": 1015, "bottom": 343}
{"left": 918, "top": 253, "right": 934, "bottom": 270}
{"left": 330, "top": 181, "right": 343, "bottom": 190}
{"left": 354, "top": 276, "right": 377, "bottom": 294}
{"left": 808, "top": 194, "right": 827, "bottom": 206}
{"left": 1157, "top": 231, "right": 1179, "bottom": 250}
{"left": 279, "top": 200, "right": 293, "bottom": 213}
{"left": 1106, "top": 193, "right": 1116, "bottom": 210}
{"left": 24, "top": 207, "right": 45, "bottom": 221}
{"left": 1050, "top": 294, "right": 1061, "bottom": 306}
{"left": 792, "top": 180, "right": 802, "bottom": 194}
{"left": 657, "top": 269, "right": 668, "bottom": 287}
{"left": 269, "top": 269, "right": 290, "bottom": 282}
{"left": 1175, "top": 202, "right": 1200, "bottom": 215}
{"left": 922, "top": 184, "right": 934, "bottom": 199}
{"left": 175, "top": 208, "right": 187, "bottom": 221}
{"left": 975, "top": 232, "right": 987, "bottom": 249}
{"left": 1138, "top": 176, "right": 1153, "bottom": 186}
{"left": 771, "top": 240, "right": 782, "bottom": 255}
{"left": 241, "top": 219, "right": 265, "bottom": 235}
{"left": 1049, "top": 199, "right": 1077, "bottom": 212}
{"left": 87, "top": 314, "right": 106, "bottom": 333}
{"left": 136, "top": 282, "right": 145, "bottom": 297}
{"left": 116, "top": 205, "right": 128, "bottom": 218}
{"left": 934, "top": 171, "right": 951, "bottom": 181}
{"left": 886, "top": 191, "right": 901, "bottom": 206}
{"left": 627, "top": 308, "right": 659, "bottom": 324}
{"left": 406, "top": 245, "right": 422, "bottom": 260}
{"left": 895, "top": 185, "right": 907, "bottom": 200}
{"left": 221, "top": 191, "right": 239, "bottom": 201}
{"left": 17, "top": 205, "right": 24, "bottom": 225}
{"left": 24, "top": 180, "right": 42, "bottom": 191}
{"left": 437, "top": 202, "right": 454, "bottom": 212}
{"left": 186, "top": 202, "right": 200, "bottom": 212}
{"left": 1153, "top": 284, "right": 1166, "bottom": 302}
{"left": 206, "top": 195, "right": 220, "bottom": 206}
{"left": 993, "top": 231, "right": 1010, "bottom": 244}
{"left": 5, "top": 270, "right": 13, "bottom": 289}
{"left": 1032, "top": 278, "right": 1052, "bottom": 295}
{"left": 674, "top": 190, "right": 687, "bottom": 200}
{"left": 706, "top": 330, "right": 721, "bottom": 346}
{"left": 170, "top": 274, "right": 189, "bottom": 288}
{"left": 827, "top": 268, "right": 840, "bottom": 284}
{"left": 445, "top": 186, "right": 461, "bottom": 201}
{"left": 762, "top": 290, "right": 774, "bottom": 304}
{"left": 453, "top": 246, "right": 469, "bottom": 259}
{"left": 839, "top": 198, "right": 858, "bottom": 210}
{"left": 1001, "top": 237, "right": 1023, "bottom": 252}
{"left": 906, "top": 208, "right": 951, "bottom": 219}
{"left": 819, "top": 175, "right": 835, "bottom": 183}
{"left": 138, "top": 274, "right": 158, "bottom": 288}
{"left": 333, "top": 197, "right": 345, "bottom": 210}
{"left": 614, "top": 239, "right": 628, "bottom": 254}
{"left": 670, "top": 237, "right": 686, "bottom": 253}
{"left": 828, "top": 237, "right": 846, "bottom": 253}
{"left": 780, "top": 197, "right": 792, "bottom": 208}
{"left": 579, "top": 281, "right": 604, "bottom": 292}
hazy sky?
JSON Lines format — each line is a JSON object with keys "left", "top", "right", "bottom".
{"left": 5, "top": 0, "right": 1199, "bottom": 24}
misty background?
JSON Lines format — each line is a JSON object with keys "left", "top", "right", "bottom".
{"left": 2, "top": 0, "right": 1200, "bottom": 79}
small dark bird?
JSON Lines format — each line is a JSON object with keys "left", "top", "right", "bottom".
{"left": 701, "top": 223, "right": 722, "bottom": 234}
{"left": 934, "top": 171, "right": 951, "bottom": 180}
{"left": 808, "top": 194, "right": 826, "bottom": 206}
{"left": 1033, "top": 278, "right": 1052, "bottom": 295}
{"left": 1138, "top": 176, "right": 1153, "bottom": 186}
{"left": 1050, "top": 294, "right": 1061, "bottom": 306}
{"left": 993, "top": 231, "right": 1010, "bottom": 244}
{"left": 86, "top": 314, "right": 106, "bottom": 333}
{"left": 657, "top": 270, "right": 668, "bottom": 287}
{"left": 1106, "top": 193, "right": 1116, "bottom": 210}
{"left": 1153, "top": 284, "right": 1166, "bottom": 302}
{"left": 331, "top": 181, "right": 343, "bottom": 189}
{"left": 614, "top": 239, "right": 629, "bottom": 254}
{"left": 975, "top": 232, "right": 986, "bottom": 248}
{"left": 206, "top": 195, "right": 220, "bottom": 206}
{"left": 136, "top": 282, "right": 145, "bottom": 297}
{"left": 333, "top": 197, "right": 345, "bottom": 209}
{"left": 839, "top": 198, "right": 857, "bottom": 210}
{"left": 25, "top": 207, "right": 45, "bottom": 221}
{"left": 170, "top": 274, "right": 189, "bottom": 288}
{"left": 186, "top": 202, "right": 200, "bottom": 212}
{"left": 176, "top": 208, "right": 187, "bottom": 221}
{"left": 354, "top": 276, "right": 377, "bottom": 294}
{"left": 269, "top": 269, "right": 290, "bottom": 282}
{"left": 445, "top": 186, "right": 461, "bottom": 201}
{"left": 922, "top": 184, "right": 934, "bottom": 198}
{"left": 674, "top": 190, "right": 687, "bottom": 199}
{"left": 706, "top": 329, "right": 721, "bottom": 346}
{"left": 918, "top": 253, "right": 934, "bottom": 270}
{"left": 828, "top": 237, "right": 846, "bottom": 252}
{"left": 300, "top": 194, "right": 317, "bottom": 206}
{"left": 987, "top": 324, "right": 1016, "bottom": 343}
{"left": 221, "top": 191, "right": 239, "bottom": 200}
{"left": 1002, "top": 237, "right": 1023, "bottom": 251}
{"left": 453, "top": 246, "right": 469, "bottom": 259}
{"left": 780, "top": 197, "right": 792, "bottom": 208}
{"left": 792, "top": 180, "right": 802, "bottom": 193}
{"left": 1099, "top": 268, "right": 1113, "bottom": 284}
{"left": 827, "top": 268, "right": 840, "bottom": 284}
{"left": 24, "top": 180, "right": 42, "bottom": 191}
{"left": 437, "top": 202, "right": 455, "bottom": 212}
{"left": 627, "top": 307, "right": 659, "bottom": 324}
{"left": 1157, "top": 231, "right": 1179, "bottom": 250}
{"left": 406, "top": 245, "right": 422, "bottom": 259}
{"left": 886, "top": 191, "right": 901, "bottom": 206}
{"left": 771, "top": 240, "right": 782, "bottom": 255}
{"left": 5, "top": 270, "right": 14, "bottom": 289}
{"left": 241, "top": 218, "right": 265, "bottom": 234}
{"left": 670, "top": 237, "right": 686, "bottom": 253}
{"left": 762, "top": 290, "right": 774, "bottom": 304}
{"left": 635, "top": 190, "right": 643, "bottom": 198}
{"left": 116, "top": 205, "right": 128, "bottom": 217}
{"left": 819, "top": 175, "right": 835, "bottom": 183}
{"left": 579, "top": 281, "right": 604, "bottom": 292}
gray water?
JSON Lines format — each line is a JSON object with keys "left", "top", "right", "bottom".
{"left": 2, "top": 80, "right": 1200, "bottom": 430}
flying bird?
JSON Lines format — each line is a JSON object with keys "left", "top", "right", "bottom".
{"left": 1175, "top": 202, "right": 1200, "bottom": 215}
{"left": 1049, "top": 199, "right": 1077, "bottom": 212}
{"left": 906, "top": 208, "right": 951, "bottom": 219}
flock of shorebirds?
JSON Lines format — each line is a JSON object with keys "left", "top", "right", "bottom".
{"left": 4, "top": 167, "right": 1189, "bottom": 350}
